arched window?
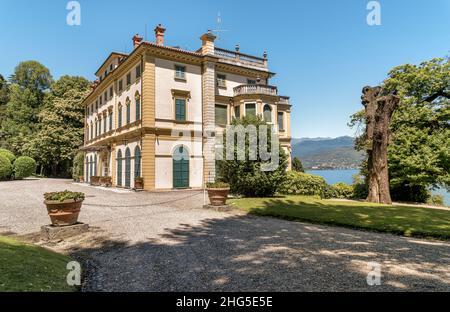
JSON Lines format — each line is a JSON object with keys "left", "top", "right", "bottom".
{"left": 125, "top": 147, "right": 131, "bottom": 187}
{"left": 126, "top": 97, "right": 131, "bottom": 124}
{"left": 134, "top": 146, "right": 141, "bottom": 178}
{"left": 118, "top": 103, "right": 122, "bottom": 128}
{"left": 117, "top": 150, "right": 122, "bottom": 186}
{"left": 135, "top": 92, "right": 141, "bottom": 121}
{"left": 173, "top": 145, "right": 189, "bottom": 189}
{"left": 263, "top": 104, "right": 272, "bottom": 122}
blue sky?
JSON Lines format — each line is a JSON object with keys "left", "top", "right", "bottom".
{"left": 1, "top": 0, "right": 449, "bottom": 138}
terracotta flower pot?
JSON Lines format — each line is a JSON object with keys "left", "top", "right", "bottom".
{"left": 44, "top": 199, "right": 83, "bottom": 226}
{"left": 207, "top": 188, "right": 230, "bottom": 206}
{"left": 134, "top": 179, "right": 144, "bottom": 190}
{"left": 79, "top": 176, "right": 84, "bottom": 183}
{"left": 100, "top": 176, "right": 112, "bottom": 187}
{"left": 90, "top": 176, "right": 100, "bottom": 186}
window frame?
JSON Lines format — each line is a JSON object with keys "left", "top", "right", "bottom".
{"left": 216, "top": 74, "right": 227, "bottom": 88}
{"left": 136, "top": 64, "right": 141, "bottom": 79}
{"left": 245, "top": 103, "right": 256, "bottom": 117}
{"left": 118, "top": 79, "right": 123, "bottom": 92}
{"left": 278, "top": 111, "right": 285, "bottom": 131}
{"left": 174, "top": 97, "right": 187, "bottom": 121}
{"left": 174, "top": 64, "right": 186, "bottom": 80}
{"left": 126, "top": 72, "right": 131, "bottom": 86}
{"left": 215, "top": 104, "right": 228, "bottom": 126}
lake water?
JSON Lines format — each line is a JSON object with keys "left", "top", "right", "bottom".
{"left": 307, "top": 169, "right": 449, "bottom": 206}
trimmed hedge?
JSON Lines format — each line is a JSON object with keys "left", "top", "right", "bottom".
{"left": 0, "top": 154, "right": 13, "bottom": 180}
{"left": 279, "top": 171, "right": 329, "bottom": 197}
{"left": 0, "top": 149, "right": 15, "bottom": 163}
{"left": 13, "top": 156, "right": 36, "bottom": 179}
{"left": 330, "top": 183, "right": 354, "bottom": 199}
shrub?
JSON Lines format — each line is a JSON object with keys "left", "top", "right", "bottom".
{"left": 0, "top": 154, "right": 13, "bottom": 180}
{"left": 0, "top": 148, "right": 15, "bottom": 163}
{"left": 13, "top": 156, "right": 36, "bottom": 179}
{"left": 206, "top": 181, "right": 230, "bottom": 188}
{"left": 44, "top": 190, "right": 85, "bottom": 202}
{"left": 217, "top": 116, "right": 288, "bottom": 197}
{"left": 331, "top": 183, "right": 354, "bottom": 199}
{"left": 391, "top": 184, "right": 429, "bottom": 203}
{"left": 279, "top": 171, "right": 329, "bottom": 197}
{"left": 427, "top": 195, "right": 445, "bottom": 207}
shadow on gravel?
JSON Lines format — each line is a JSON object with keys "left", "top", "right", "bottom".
{"left": 70, "top": 215, "right": 450, "bottom": 292}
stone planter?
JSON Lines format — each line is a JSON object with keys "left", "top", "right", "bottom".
{"left": 44, "top": 199, "right": 83, "bottom": 226}
{"left": 100, "top": 176, "right": 112, "bottom": 187}
{"left": 134, "top": 178, "right": 144, "bottom": 190}
{"left": 90, "top": 176, "right": 100, "bottom": 186}
{"left": 207, "top": 188, "right": 230, "bottom": 206}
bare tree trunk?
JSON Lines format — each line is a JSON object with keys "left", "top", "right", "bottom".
{"left": 361, "top": 87, "right": 399, "bottom": 204}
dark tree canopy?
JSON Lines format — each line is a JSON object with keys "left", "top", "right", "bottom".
{"left": 292, "top": 157, "right": 305, "bottom": 173}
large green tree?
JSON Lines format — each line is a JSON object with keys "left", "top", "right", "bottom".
{"left": 350, "top": 57, "right": 450, "bottom": 202}
{"left": 23, "top": 76, "right": 89, "bottom": 177}
{"left": 0, "top": 61, "right": 53, "bottom": 153}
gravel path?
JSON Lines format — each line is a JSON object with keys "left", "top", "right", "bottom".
{"left": 1, "top": 178, "right": 449, "bottom": 291}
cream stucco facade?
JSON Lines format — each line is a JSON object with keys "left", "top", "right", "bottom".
{"left": 81, "top": 25, "right": 292, "bottom": 191}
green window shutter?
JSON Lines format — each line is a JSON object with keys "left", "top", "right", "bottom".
{"left": 215, "top": 105, "right": 227, "bottom": 125}
{"left": 245, "top": 103, "right": 256, "bottom": 117}
{"left": 175, "top": 99, "right": 186, "bottom": 121}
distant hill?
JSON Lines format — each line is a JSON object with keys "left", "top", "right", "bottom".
{"left": 292, "top": 136, "right": 365, "bottom": 169}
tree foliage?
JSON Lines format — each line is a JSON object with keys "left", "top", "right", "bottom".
{"left": 292, "top": 157, "right": 305, "bottom": 172}
{"left": 13, "top": 156, "right": 36, "bottom": 179}
{"left": 217, "top": 116, "right": 288, "bottom": 197}
{"left": 350, "top": 57, "right": 450, "bottom": 202}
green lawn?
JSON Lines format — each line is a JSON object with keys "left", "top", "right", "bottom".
{"left": 230, "top": 196, "right": 450, "bottom": 240}
{"left": 0, "top": 236, "right": 76, "bottom": 291}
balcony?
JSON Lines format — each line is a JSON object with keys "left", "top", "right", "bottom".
{"left": 214, "top": 47, "right": 267, "bottom": 69}
{"left": 233, "top": 84, "right": 278, "bottom": 97}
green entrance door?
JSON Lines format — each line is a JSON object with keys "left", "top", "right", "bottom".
{"left": 173, "top": 146, "right": 189, "bottom": 189}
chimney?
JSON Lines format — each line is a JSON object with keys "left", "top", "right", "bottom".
{"left": 132, "top": 33, "right": 143, "bottom": 49}
{"left": 200, "top": 30, "right": 216, "bottom": 55}
{"left": 154, "top": 24, "right": 166, "bottom": 46}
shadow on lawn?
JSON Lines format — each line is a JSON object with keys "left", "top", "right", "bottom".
{"left": 244, "top": 198, "right": 450, "bottom": 240}
{"left": 70, "top": 214, "right": 450, "bottom": 292}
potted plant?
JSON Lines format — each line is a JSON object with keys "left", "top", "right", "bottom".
{"left": 134, "top": 177, "right": 144, "bottom": 190}
{"left": 79, "top": 175, "right": 84, "bottom": 183}
{"left": 90, "top": 176, "right": 100, "bottom": 186}
{"left": 100, "top": 176, "right": 112, "bottom": 187}
{"left": 44, "top": 190, "right": 85, "bottom": 226}
{"left": 206, "top": 182, "right": 230, "bottom": 206}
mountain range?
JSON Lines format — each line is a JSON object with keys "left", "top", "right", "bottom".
{"left": 291, "top": 136, "right": 365, "bottom": 169}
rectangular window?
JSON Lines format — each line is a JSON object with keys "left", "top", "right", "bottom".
{"left": 109, "top": 112, "right": 113, "bottom": 131}
{"left": 247, "top": 79, "right": 256, "bottom": 85}
{"left": 99, "top": 118, "right": 102, "bottom": 135}
{"left": 245, "top": 103, "right": 256, "bottom": 117}
{"left": 103, "top": 116, "right": 107, "bottom": 133}
{"left": 215, "top": 105, "right": 227, "bottom": 125}
{"left": 104, "top": 92, "right": 107, "bottom": 102}
{"left": 99, "top": 96, "right": 102, "bottom": 105}
{"left": 136, "top": 65, "right": 141, "bottom": 79}
{"left": 174, "top": 65, "right": 186, "bottom": 80}
{"left": 110, "top": 64, "right": 113, "bottom": 71}
{"left": 175, "top": 98, "right": 186, "bottom": 121}
{"left": 217, "top": 74, "right": 226, "bottom": 88}
{"left": 87, "top": 106, "right": 90, "bottom": 116}
{"left": 278, "top": 112, "right": 284, "bottom": 130}
{"left": 110, "top": 86, "right": 113, "bottom": 98}
{"left": 118, "top": 80, "right": 123, "bottom": 92}
{"left": 126, "top": 104, "right": 130, "bottom": 124}
{"left": 234, "top": 106, "right": 240, "bottom": 119}
{"left": 126, "top": 73, "right": 131, "bottom": 86}
{"left": 91, "top": 104, "right": 94, "bottom": 112}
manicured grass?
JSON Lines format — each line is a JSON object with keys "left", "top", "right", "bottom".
{"left": 230, "top": 196, "right": 450, "bottom": 240}
{"left": 0, "top": 236, "right": 76, "bottom": 291}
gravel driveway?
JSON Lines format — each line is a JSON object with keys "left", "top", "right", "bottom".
{"left": 1, "top": 178, "right": 449, "bottom": 291}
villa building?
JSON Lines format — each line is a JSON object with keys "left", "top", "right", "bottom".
{"left": 81, "top": 25, "right": 292, "bottom": 191}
